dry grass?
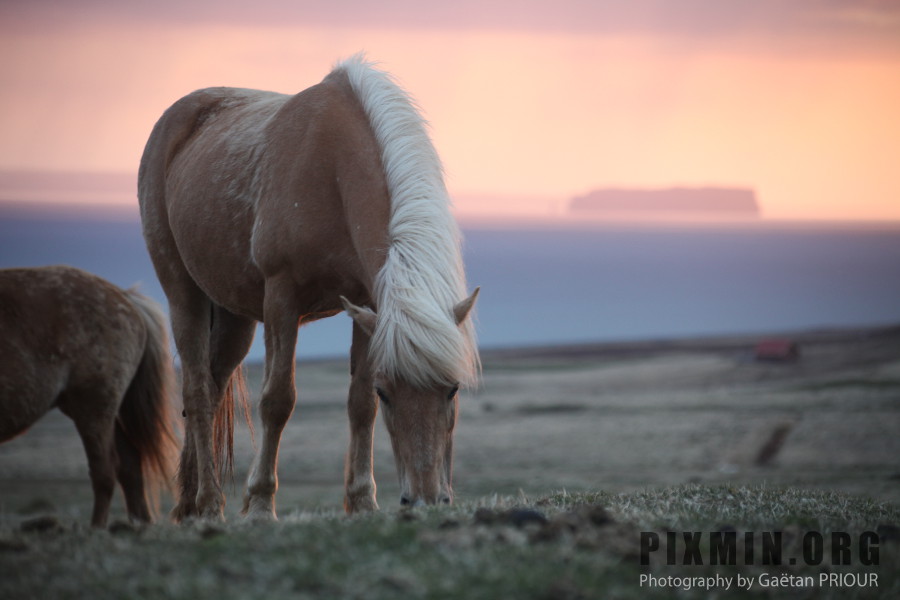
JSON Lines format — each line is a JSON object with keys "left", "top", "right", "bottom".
{"left": 1, "top": 325, "right": 899, "bottom": 597}
{"left": 1, "top": 485, "right": 898, "bottom": 599}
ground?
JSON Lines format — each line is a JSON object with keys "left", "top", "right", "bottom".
{"left": 1, "top": 325, "right": 898, "bottom": 598}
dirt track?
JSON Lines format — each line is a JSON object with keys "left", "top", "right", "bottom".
{"left": 1, "top": 325, "right": 898, "bottom": 523}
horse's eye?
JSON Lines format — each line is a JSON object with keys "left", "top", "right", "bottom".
{"left": 375, "top": 387, "right": 389, "bottom": 405}
{"left": 447, "top": 384, "right": 460, "bottom": 400}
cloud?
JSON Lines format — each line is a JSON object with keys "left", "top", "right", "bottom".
{"left": 1, "top": 1, "right": 899, "bottom": 221}
{"left": 4, "top": 0, "right": 899, "bottom": 45}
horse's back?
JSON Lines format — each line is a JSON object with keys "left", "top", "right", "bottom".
{"left": 0, "top": 267, "right": 147, "bottom": 439}
{"left": 139, "top": 77, "right": 376, "bottom": 223}
{"left": 138, "top": 87, "right": 287, "bottom": 218}
{"left": 0, "top": 265, "right": 147, "bottom": 376}
{"left": 138, "top": 74, "right": 391, "bottom": 320}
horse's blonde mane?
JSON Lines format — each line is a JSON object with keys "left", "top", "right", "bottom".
{"left": 336, "top": 53, "right": 479, "bottom": 388}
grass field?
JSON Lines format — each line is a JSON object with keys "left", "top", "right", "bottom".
{"left": 1, "top": 325, "right": 899, "bottom": 598}
{"left": 1, "top": 486, "right": 897, "bottom": 599}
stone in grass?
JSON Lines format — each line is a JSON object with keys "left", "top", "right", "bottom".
{"left": 109, "top": 519, "right": 143, "bottom": 535}
{"left": 17, "top": 498, "right": 57, "bottom": 516}
{"left": 574, "top": 505, "right": 613, "bottom": 527}
{"left": 530, "top": 506, "right": 616, "bottom": 545}
{"left": 19, "top": 515, "right": 64, "bottom": 534}
{"left": 0, "top": 537, "right": 29, "bottom": 552}
{"left": 474, "top": 507, "right": 548, "bottom": 528}
{"left": 877, "top": 524, "right": 900, "bottom": 543}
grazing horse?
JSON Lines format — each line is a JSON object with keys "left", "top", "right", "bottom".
{"left": 0, "top": 266, "right": 177, "bottom": 527}
{"left": 138, "top": 54, "right": 479, "bottom": 520}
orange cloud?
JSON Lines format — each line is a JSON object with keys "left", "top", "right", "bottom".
{"left": 0, "top": 23, "right": 898, "bottom": 221}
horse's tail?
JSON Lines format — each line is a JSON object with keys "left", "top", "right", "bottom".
{"left": 119, "top": 289, "right": 179, "bottom": 518}
{"left": 213, "top": 360, "right": 252, "bottom": 482}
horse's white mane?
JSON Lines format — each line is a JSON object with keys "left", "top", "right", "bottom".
{"left": 335, "top": 53, "right": 479, "bottom": 388}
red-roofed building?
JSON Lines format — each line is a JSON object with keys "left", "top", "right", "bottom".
{"left": 754, "top": 339, "right": 800, "bottom": 362}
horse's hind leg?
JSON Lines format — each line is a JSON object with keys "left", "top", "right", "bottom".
{"left": 209, "top": 305, "right": 256, "bottom": 412}
{"left": 168, "top": 294, "right": 225, "bottom": 520}
{"left": 114, "top": 425, "right": 151, "bottom": 523}
{"left": 171, "top": 300, "right": 256, "bottom": 522}
{"left": 207, "top": 304, "right": 256, "bottom": 487}
{"left": 171, "top": 421, "right": 199, "bottom": 521}
{"left": 60, "top": 395, "right": 118, "bottom": 528}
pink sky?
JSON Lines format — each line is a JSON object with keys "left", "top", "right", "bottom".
{"left": 1, "top": 1, "right": 899, "bottom": 221}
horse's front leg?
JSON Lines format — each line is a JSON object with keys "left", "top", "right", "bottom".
{"left": 243, "top": 282, "right": 298, "bottom": 519}
{"left": 344, "top": 322, "right": 379, "bottom": 513}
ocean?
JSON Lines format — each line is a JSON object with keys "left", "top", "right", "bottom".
{"left": 2, "top": 211, "right": 899, "bottom": 361}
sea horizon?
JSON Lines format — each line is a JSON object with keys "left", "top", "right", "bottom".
{"left": 3, "top": 196, "right": 900, "bottom": 230}
{"left": 2, "top": 198, "right": 900, "bottom": 362}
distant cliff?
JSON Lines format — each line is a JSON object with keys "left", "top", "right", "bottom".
{"left": 570, "top": 187, "right": 759, "bottom": 217}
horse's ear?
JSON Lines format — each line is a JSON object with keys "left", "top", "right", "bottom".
{"left": 340, "top": 296, "right": 377, "bottom": 336}
{"left": 453, "top": 287, "right": 480, "bottom": 326}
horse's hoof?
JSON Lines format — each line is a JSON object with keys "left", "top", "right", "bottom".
{"left": 197, "top": 507, "right": 226, "bottom": 522}
{"left": 344, "top": 494, "right": 379, "bottom": 514}
{"left": 242, "top": 509, "right": 277, "bottom": 522}
{"left": 242, "top": 495, "right": 276, "bottom": 520}
{"left": 170, "top": 503, "right": 196, "bottom": 524}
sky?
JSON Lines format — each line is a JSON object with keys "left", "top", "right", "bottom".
{"left": 1, "top": 0, "right": 899, "bottom": 222}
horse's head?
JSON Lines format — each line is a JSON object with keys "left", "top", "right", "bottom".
{"left": 372, "top": 376, "right": 460, "bottom": 506}
{"left": 342, "top": 289, "right": 479, "bottom": 507}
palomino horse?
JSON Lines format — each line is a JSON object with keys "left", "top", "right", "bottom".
{"left": 139, "top": 54, "right": 479, "bottom": 520}
{"left": 0, "top": 266, "right": 177, "bottom": 527}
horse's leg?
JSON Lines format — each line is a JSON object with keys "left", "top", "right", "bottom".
{"left": 242, "top": 278, "right": 298, "bottom": 519}
{"left": 207, "top": 304, "right": 256, "bottom": 493}
{"left": 114, "top": 426, "right": 151, "bottom": 523}
{"left": 168, "top": 306, "right": 255, "bottom": 522}
{"left": 60, "top": 394, "right": 118, "bottom": 528}
{"left": 168, "top": 296, "right": 225, "bottom": 520}
{"left": 171, "top": 423, "right": 199, "bottom": 521}
{"left": 344, "top": 322, "right": 379, "bottom": 513}
{"left": 209, "top": 305, "right": 256, "bottom": 393}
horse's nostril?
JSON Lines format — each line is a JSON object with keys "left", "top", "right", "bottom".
{"left": 400, "top": 495, "right": 412, "bottom": 506}
{"left": 440, "top": 495, "right": 451, "bottom": 505}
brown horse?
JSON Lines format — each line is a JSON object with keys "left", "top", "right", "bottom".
{"left": 139, "top": 54, "right": 479, "bottom": 520}
{"left": 0, "top": 265, "right": 177, "bottom": 527}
